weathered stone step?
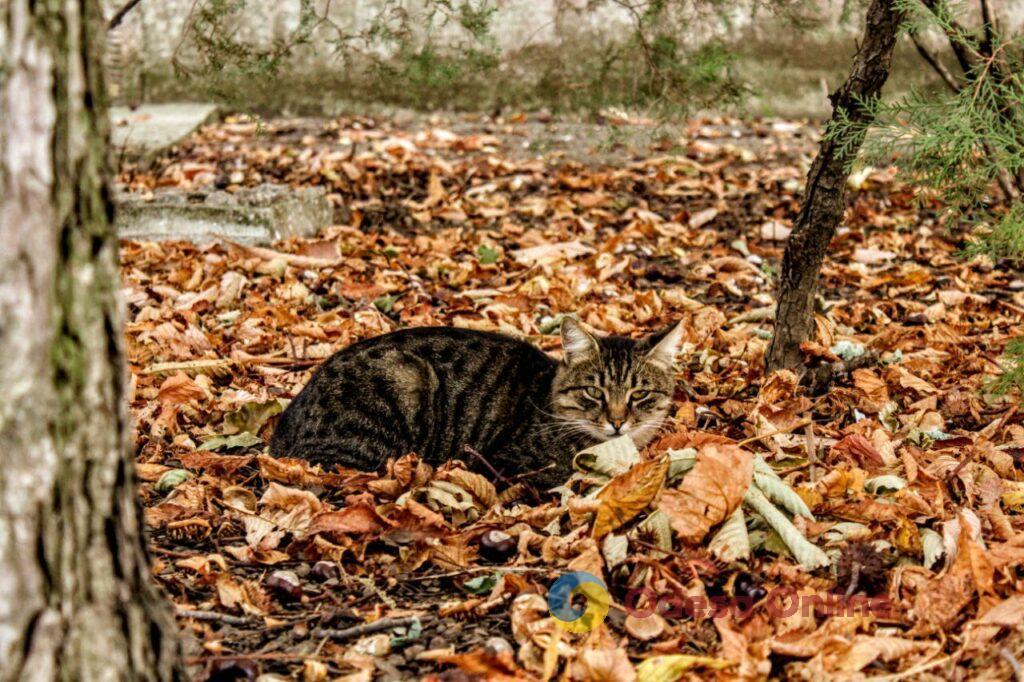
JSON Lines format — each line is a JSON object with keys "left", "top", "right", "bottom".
{"left": 115, "top": 184, "right": 332, "bottom": 245}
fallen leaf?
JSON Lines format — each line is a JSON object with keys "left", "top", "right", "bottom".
{"left": 592, "top": 458, "right": 667, "bottom": 538}
{"left": 658, "top": 443, "right": 753, "bottom": 543}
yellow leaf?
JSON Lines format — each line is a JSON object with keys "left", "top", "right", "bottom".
{"left": 1001, "top": 481, "right": 1024, "bottom": 509}
{"left": 636, "top": 655, "right": 731, "bottom": 682}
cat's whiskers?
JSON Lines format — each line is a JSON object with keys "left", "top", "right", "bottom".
{"left": 629, "top": 412, "right": 674, "bottom": 446}
{"left": 534, "top": 417, "right": 597, "bottom": 438}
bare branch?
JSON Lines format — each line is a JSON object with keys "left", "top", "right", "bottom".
{"left": 979, "top": 0, "right": 996, "bottom": 57}
{"left": 909, "top": 33, "right": 961, "bottom": 93}
{"left": 108, "top": 0, "right": 144, "bottom": 30}
{"left": 920, "top": 0, "right": 978, "bottom": 74}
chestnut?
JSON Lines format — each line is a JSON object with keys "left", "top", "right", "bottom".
{"left": 265, "top": 569, "right": 302, "bottom": 602}
{"left": 310, "top": 560, "right": 338, "bottom": 582}
{"left": 478, "top": 529, "right": 515, "bottom": 563}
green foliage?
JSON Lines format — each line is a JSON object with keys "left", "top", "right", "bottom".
{"left": 990, "top": 337, "right": 1024, "bottom": 395}
{"left": 165, "top": 0, "right": 752, "bottom": 117}
{"left": 830, "top": 74, "right": 1024, "bottom": 224}
{"left": 178, "top": 0, "right": 323, "bottom": 106}
{"left": 828, "top": 0, "right": 1024, "bottom": 395}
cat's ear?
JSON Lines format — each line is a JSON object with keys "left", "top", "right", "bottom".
{"left": 560, "top": 317, "right": 599, "bottom": 366}
{"left": 644, "top": 321, "right": 685, "bottom": 369}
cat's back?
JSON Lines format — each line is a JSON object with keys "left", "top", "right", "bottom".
{"left": 270, "top": 326, "right": 557, "bottom": 466}
{"left": 316, "top": 326, "right": 553, "bottom": 378}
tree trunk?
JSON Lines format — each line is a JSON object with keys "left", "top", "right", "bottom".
{"left": 0, "top": 1, "right": 181, "bottom": 679}
{"left": 765, "top": 0, "right": 903, "bottom": 374}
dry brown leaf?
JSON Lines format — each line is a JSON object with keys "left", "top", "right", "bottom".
{"left": 658, "top": 443, "right": 753, "bottom": 543}
{"left": 592, "top": 458, "right": 667, "bottom": 538}
{"left": 257, "top": 453, "right": 323, "bottom": 487}
{"left": 571, "top": 648, "right": 636, "bottom": 682}
{"left": 852, "top": 369, "right": 890, "bottom": 412}
{"left": 443, "top": 467, "right": 499, "bottom": 507}
{"left": 430, "top": 650, "right": 529, "bottom": 681}
{"left": 830, "top": 433, "right": 885, "bottom": 468}
{"left": 156, "top": 372, "right": 206, "bottom": 405}
{"left": 312, "top": 503, "right": 389, "bottom": 536}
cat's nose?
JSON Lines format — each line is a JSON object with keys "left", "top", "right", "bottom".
{"left": 610, "top": 418, "right": 626, "bottom": 433}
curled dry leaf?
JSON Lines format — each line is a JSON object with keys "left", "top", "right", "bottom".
{"left": 443, "top": 467, "right": 499, "bottom": 507}
{"left": 312, "top": 502, "right": 389, "bottom": 536}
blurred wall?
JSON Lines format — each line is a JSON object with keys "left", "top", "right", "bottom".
{"left": 102, "top": 0, "right": 1024, "bottom": 117}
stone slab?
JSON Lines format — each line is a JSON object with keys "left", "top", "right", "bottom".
{"left": 115, "top": 184, "right": 332, "bottom": 245}
{"left": 110, "top": 103, "right": 219, "bottom": 155}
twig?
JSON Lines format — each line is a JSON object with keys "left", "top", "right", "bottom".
{"left": 920, "top": 0, "right": 978, "bottom": 74}
{"left": 805, "top": 351, "right": 879, "bottom": 394}
{"left": 401, "top": 566, "right": 553, "bottom": 583}
{"left": 844, "top": 562, "right": 861, "bottom": 597}
{"left": 632, "top": 537, "right": 708, "bottom": 568}
{"left": 909, "top": 33, "right": 961, "bottom": 93}
{"left": 108, "top": 0, "right": 144, "bottom": 30}
{"left": 510, "top": 462, "right": 555, "bottom": 483}
{"left": 186, "top": 652, "right": 329, "bottom": 665}
{"left": 804, "top": 422, "right": 819, "bottom": 484}
{"left": 314, "top": 615, "right": 433, "bottom": 642}
{"left": 176, "top": 607, "right": 253, "bottom": 626}
{"left": 979, "top": 0, "right": 997, "bottom": 58}
{"left": 871, "top": 653, "right": 951, "bottom": 681}
{"left": 463, "top": 445, "right": 513, "bottom": 487}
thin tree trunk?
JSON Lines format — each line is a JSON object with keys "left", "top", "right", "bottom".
{"left": 765, "top": 0, "right": 903, "bottom": 373}
{"left": 0, "top": 1, "right": 180, "bottom": 679}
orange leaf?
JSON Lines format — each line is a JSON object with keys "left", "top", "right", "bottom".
{"left": 658, "top": 443, "right": 753, "bottom": 544}
{"left": 156, "top": 372, "right": 205, "bottom": 405}
{"left": 592, "top": 458, "right": 668, "bottom": 538}
{"left": 312, "top": 503, "right": 389, "bottom": 536}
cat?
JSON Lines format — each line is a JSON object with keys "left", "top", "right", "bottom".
{"left": 269, "top": 318, "right": 683, "bottom": 489}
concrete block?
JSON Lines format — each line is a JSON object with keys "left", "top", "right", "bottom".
{"left": 115, "top": 184, "right": 332, "bottom": 245}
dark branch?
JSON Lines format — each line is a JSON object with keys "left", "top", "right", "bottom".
{"left": 315, "top": 615, "right": 434, "bottom": 642}
{"left": 920, "top": 0, "right": 977, "bottom": 75}
{"left": 108, "top": 0, "right": 144, "bottom": 30}
{"left": 979, "top": 0, "right": 996, "bottom": 57}
{"left": 766, "top": 0, "right": 903, "bottom": 372}
{"left": 909, "top": 33, "right": 961, "bottom": 93}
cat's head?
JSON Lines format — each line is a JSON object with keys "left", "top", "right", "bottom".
{"left": 550, "top": 318, "right": 684, "bottom": 447}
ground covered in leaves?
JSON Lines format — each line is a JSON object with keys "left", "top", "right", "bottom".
{"left": 119, "top": 113, "right": 1024, "bottom": 680}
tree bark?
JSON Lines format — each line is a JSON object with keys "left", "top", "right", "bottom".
{"left": 765, "top": 0, "right": 903, "bottom": 374}
{"left": 0, "top": 1, "right": 181, "bottom": 680}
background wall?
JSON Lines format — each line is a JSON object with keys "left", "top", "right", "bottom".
{"left": 102, "top": 0, "right": 1024, "bottom": 118}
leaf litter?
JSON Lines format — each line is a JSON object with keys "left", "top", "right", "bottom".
{"left": 120, "top": 113, "right": 1024, "bottom": 680}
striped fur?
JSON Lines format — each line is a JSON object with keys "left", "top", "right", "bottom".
{"left": 270, "top": 320, "right": 682, "bottom": 488}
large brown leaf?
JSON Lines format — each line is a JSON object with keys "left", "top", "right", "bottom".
{"left": 658, "top": 443, "right": 753, "bottom": 544}
{"left": 592, "top": 458, "right": 668, "bottom": 538}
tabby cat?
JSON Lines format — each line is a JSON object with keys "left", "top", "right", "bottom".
{"left": 270, "top": 318, "right": 683, "bottom": 488}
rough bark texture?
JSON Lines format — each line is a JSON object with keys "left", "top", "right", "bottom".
{"left": 0, "top": 1, "right": 181, "bottom": 680}
{"left": 765, "top": 0, "right": 903, "bottom": 373}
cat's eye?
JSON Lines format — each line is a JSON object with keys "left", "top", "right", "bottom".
{"left": 583, "top": 387, "right": 604, "bottom": 401}
{"left": 631, "top": 390, "right": 652, "bottom": 402}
